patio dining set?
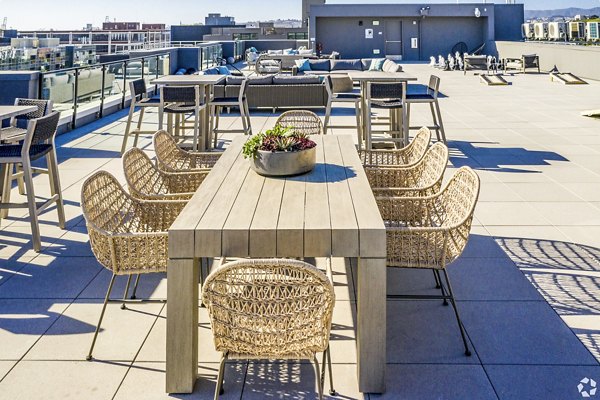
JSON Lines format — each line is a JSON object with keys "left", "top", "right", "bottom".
{"left": 0, "top": 64, "right": 478, "bottom": 398}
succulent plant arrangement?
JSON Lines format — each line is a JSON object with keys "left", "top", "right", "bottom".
{"left": 242, "top": 125, "right": 317, "bottom": 159}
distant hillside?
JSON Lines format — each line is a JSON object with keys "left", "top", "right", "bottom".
{"left": 525, "top": 7, "right": 600, "bottom": 19}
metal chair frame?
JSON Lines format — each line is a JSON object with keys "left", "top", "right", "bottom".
{"left": 121, "top": 79, "right": 160, "bottom": 155}
{"left": 209, "top": 78, "right": 252, "bottom": 148}
{"left": 323, "top": 75, "right": 362, "bottom": 145}
{"left": 406, "top": 75, "right": 447, "bottom": 143}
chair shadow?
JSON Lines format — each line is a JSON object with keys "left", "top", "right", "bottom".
{"left": 449, "top": 140, "right": 569, "bottom": 173}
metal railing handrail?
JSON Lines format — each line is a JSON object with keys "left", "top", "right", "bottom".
{"left": 39, "top": 51, "right": 171, "bottom": 129}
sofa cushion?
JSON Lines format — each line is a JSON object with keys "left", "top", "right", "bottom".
{"left": 331, "top": 59, "right": 362, "bottom": 71}
{"left": 204, "top": 67, "right": 220, "bottom": 75}
{"left": 330, "top": 75, "right": 354, "bottom": 93}
{"left": 217, "top": 66, "right": 232, "bottom": 75}
{"left": 226, "top": 75, "right": 245, "bottom": 85}
{"left": 295, "top": 58, "right": 311, "bottom": 72}
{"left": 50, "top": 74, "right": 70, "bottom": 86}
{"left": 309, "top": 59, "right": 331, "bottom": 71}
{"left": 79, "top": 69, "right": 91, "bottom": 79}
{"left": 369, "top": 58, "right": 386, "bottom": 71}
{"left": 272, "top": 75, "right": 321, "bottom": 85}
{"left": 298, "top": 49, "right": 314, "bottom": 56}
{"left": 247, "top": 75, "right": 274, "bottom": 85}
{"left": 382, "top": 59, "right": 402, "bottom": 72}
{"left": 268, "top": 49, "right": 283, "bottom": 55}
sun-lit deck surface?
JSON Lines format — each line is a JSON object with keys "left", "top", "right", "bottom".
{"left": 1, "top": 63, "right": 599, "bottom": 399}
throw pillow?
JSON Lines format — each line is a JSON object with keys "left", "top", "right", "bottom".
{"left": 217, "top": 66, "right": 232, "bottom": 75}
{"left": 369, "top": 58, "right": 386, "bottom": 71}
{"left": 295, "top": 58, "right": 312, "bottom": 72}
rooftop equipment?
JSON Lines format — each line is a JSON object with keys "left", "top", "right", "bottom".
{"left": 522, "top": 23, "right": 534, "bottom": 40}
{"left": 534, "top": 22, "right": 548, "bottom": 40}
{"left": 548, "top": 22, "right": 566, "bottom": 40}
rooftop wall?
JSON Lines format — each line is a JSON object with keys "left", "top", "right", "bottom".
{"left": 310, "top": 3, "right": 523, "bottom": 60}
{"left": 496, "top": 41, "right": 600, "bottom": 81}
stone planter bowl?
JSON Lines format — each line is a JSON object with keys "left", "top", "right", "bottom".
{"left": 251, "top": 147, "right": 317, "bottom": 177}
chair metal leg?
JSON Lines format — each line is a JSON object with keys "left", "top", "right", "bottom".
{"left": 22, "top": 158, "right": 41, "bottom": 252}
{"left": 433, "top": 269, "right": 441, "bottom": 289}
{"left": 87, "top": 273, "right": 117, "bottom": 361}
{"left": 214, "top": 352, "right": 228, "bottom": 400}
{"left": 313, "top": 355, "right": 324, "bottom": 400}
{"left": 429, "top": 102, "right": 441, "bottom": 142}
{"left": 131, "top": 274, "right": 141, "bottom": 299}
{"left": 434, "top": 269, "right": 449, "bottom": 305}
{"left": 441, "top": 269, "right": 471, "bottom": 356}
{"left": 121, "top": 275, "right": 132, "bottom": 310}
{"left": 323, "top": 346, "right": 335, "bottom": 396}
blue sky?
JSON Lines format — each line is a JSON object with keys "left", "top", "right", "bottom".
{"left": 1, "top": 0, "right": 599, "bottom": 30}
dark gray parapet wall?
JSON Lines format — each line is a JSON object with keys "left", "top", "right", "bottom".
{"left": 0, "top": 71, "right": 40, "bottom": 106}
{"left": 496, "top": 41, "right": 600, "bottom": 81}
{"left": 310, "top": 3, "right": 524, "bottom": 61}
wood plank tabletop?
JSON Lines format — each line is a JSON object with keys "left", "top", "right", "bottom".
{"left": 0, "top": 105, "right": 37, "bottom": 120}
{"left": 168, "top": 134, "right": 386, "bottom": 259}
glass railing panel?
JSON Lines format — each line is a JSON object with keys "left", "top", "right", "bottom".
{"left": 40, "top": 70, "right": 77, "bottom": 117}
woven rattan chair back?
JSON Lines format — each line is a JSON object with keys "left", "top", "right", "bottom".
{"left": 415, "top": 141, "right": 448, "bottom": 188}
{"left": 202, "top": 258, "right": 335, "bottom": 359}
{"left": 275, "top": 110, "right": 323, "bottom": 136}
{"left": 438, "top": 166, "right": 481, "bottom": 229}
{"left": 81, "top": 170, "right": 182, "bottom": 273}
{"left": 153, "top": 130, "right": 221, "bottom": 172}
{"left": 360, "top": 127, "right": 431, "bottom": 166}
{"left": 123, "top": 147, "right": 169, "bottom": 199}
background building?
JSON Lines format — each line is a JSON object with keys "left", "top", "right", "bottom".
{"left": 309, "top": 3, "right": 524, "bottom": 60}
{"left": 205, "top": 13, "right": 235, "bottom": 26}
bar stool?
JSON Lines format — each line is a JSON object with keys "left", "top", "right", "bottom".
{"left": 364, "top": 81, "right": 407, "bottom": 150}
{"left": 120, "top": 79, "right": 160, "bottom": 155}
{"left": 323, "top": 75, "right": 362, "bottom": 146}
{"left": 405, "top": 75, "right": 446, "bottom": 143}
{"left": 0, "top": 112, "right": 65, "bottom": 252}
{"left": 209, "top": 78, "right": 251, "bottom": 148}
{"left": 159, "top": 85, "right": 205, "bottom": 151}
{"left": 0, "top": 98, "right": 53, "bottom": 196}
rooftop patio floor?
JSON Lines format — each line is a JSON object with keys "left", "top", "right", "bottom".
{"left": 0, "top": 63, "right": 599, "bottom": 399}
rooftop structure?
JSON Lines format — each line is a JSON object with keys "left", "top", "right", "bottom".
{"left": 205, "top": 13, "right": 235, "bottom": 26}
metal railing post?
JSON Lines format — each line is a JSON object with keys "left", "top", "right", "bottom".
{"left": 99, "top": 65, "right": 106, "bottom": 118}
{"left": 155, "top": 55, "right": 160, "bottom": 93}
{"left": 141, "top": 57, "right": 145, "bottom": 82}
{"left": 72, "top": 68, "right": 79, "bottom": 129}
{"left": 122, "top": 60, "right": 128, "bottom": 109}
{"left": 38, "top": 72, "right": 44, "bottom": 100}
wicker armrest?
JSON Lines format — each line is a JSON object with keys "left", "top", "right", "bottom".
{"left": 359, "top": 149, "right": 409, "bottom": 166}
{"left": 375, "top": 196, "right": 438, "bottom": 227}
{"left": 384, "top": 227, "right": 450, "bottom": 269}
{"left": 365, "top": 166, "right": 419, "bottom": 190}
{"left": 136, "top": 199, "right": 188, "bottom": 232}
{"left": 164, "top": 170, "right": 209, "bottom": 194}
{"left": 190, "top": 152, "right": 222, "bottom": 168}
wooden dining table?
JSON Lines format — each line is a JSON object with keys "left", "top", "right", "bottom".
{"left": 346, "top": 71, "right": 417, "bottom": 149}
{"left": 151, "top": 75, "right": 225, "bottom": 151}
{"left": 166, "top": 134, "right": 387, "bottom": 394}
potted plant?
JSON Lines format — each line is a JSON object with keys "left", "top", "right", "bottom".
{"left": 243, "top": 125, "right": 317, "bottom": 177}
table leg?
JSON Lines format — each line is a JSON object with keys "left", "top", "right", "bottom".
{"left": 356, "top": 257, "right": 386, "bottom": 393}
{"left": 199, "top": 84, "right": 210, "bottom": 151}
{"left": 166, "top": 258, "right": 199, "bottom": 393}
{"left": 360, "top": 81, "right": 370, "bottom": 150}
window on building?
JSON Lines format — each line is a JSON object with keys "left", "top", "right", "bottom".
{"left": 287, "top": 32, "right": 308, "bottom": 40}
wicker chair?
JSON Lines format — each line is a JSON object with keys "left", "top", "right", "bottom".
{"left": 376, "top": 166, "right": 480, "bottom": 356}
{"left": 122, "top": 147, "right": 208, "bottom": 201}
{"left": 275, "top": 110, "right": 323, "bottom": 136}
{"left": 202, "top": 258, "right": 335, "bottom": 400}
{"left": 359, "top": 126, "right": 431, "bottom": 167}
{"left": 153, "top": 130, "right": 221, "bottom": 173}
{"left": 365, "top": 141, "right": 448, "bottom": 197}
{"left": 80, "top": 171, "right": 187, "bottom": 360}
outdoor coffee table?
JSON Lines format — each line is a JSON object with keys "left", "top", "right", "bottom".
{"left": 166, "top": 134, "right": 387, "bottom": 394}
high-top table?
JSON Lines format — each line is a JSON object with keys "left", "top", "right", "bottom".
{"left": 166, "top": 135, "right": 387, "bottom": 394}
{"left": 151, "top": 75, "right": 225, "bottom": 151}
{"left": 347, "top": 71, "right": 417, "bottom": 149}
